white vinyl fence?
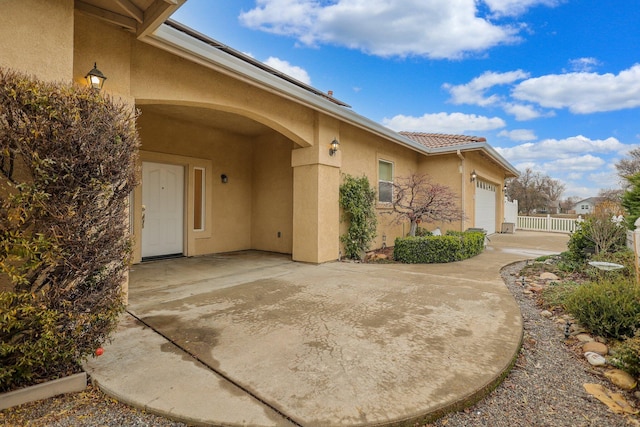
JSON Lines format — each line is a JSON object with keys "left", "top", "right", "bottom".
{"left": 504, "top": 198, "right": 518, "bottom": 226}
{"left": 517, "top": 214, "right": 581, "bottom": 234}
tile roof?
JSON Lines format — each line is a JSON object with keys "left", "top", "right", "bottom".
{"left": 399, "top": 132, "right": 487, "bottom": 149}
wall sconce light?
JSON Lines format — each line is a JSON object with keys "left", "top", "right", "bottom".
{"left": 85, "top": 62, "right": 107, "bottom": 91}
{"left": 470, "top": 170, "right": 477, "bottom": 182}
{"left": 221, "top": 174, "right": 228, "bottom": 184}
{"left": 329, "top": 138, "right": 340, "bottom": 156}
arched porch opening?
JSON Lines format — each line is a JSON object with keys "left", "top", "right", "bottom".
{"left": 131, "top": 103, "right": 306, "bottom": 263}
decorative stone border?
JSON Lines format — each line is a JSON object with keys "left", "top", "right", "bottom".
{"left": 0, "top": 372, "right": 87, "bottom": 410}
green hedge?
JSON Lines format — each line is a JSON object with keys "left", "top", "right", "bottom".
{"left": 565, "top": 277, "right": 640, "bottom": 340}
{"left": 393, "top": 231, "right": 485, "bottom": 263}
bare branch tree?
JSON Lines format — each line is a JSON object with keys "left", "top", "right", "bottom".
{"left": 598, "top": 188, "right": 624, "bottom": 204}
{"left": 385, "top": 173, "right": 464, "bottom": 236}
{"left": 584, "top": 200, "right": 626, "bottom": 255}
{"left": 506, "top": 168, "right": 564, "bottom": 214}
{"left": 616, "top": 147, "right": 640, "bottom": 181}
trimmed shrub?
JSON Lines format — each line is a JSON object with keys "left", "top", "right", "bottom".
{"left": 0, "top": 292, "right": 73, "bottom": 388}
{"left": 393, "top": 231, "right": 484, "bottom": 263}
{"left": 565, "top": 278, "right": 640, "bottom": 340}
{"left": 586, "top": 249, "right": 635, "bottom": 281}
{"left": 566, "top": 221, "right": 595, "bottom": 263}
{"left": 541, "top": 280, "right": 582, "bottom": 309}
{"left": 415, "top": 226, "right": 432, "bottom": 237}
{"left": 447, "top": 230, "right": 485, "bottom": 259}
{"left": 611, "top": 337, "right": 640, "bottom": 378}
{"left": 0, "top": 68, "right": 139, "bottom": 391}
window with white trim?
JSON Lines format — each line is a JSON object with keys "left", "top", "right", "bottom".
{"left": 193, "top": 167, "right": 205, "bottom": 231}
{"left": 378, "top": 160, "right": 393, "bottom": 204}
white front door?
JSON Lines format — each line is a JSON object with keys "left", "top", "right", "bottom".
{"left": 142, "top": 162, "right": 184, "bottom": 258}
{"left": 475, "top": 180, "right": 497, "bottom": 234}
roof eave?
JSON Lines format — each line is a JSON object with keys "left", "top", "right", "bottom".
{"left": 429, "top": 142, "right": 520, "bottom": 178}
{"left": 140, "top": 21, "right": 519, "bottom": 178}
{"left": 141, "top": 23, "right": 431, "bottom": 154}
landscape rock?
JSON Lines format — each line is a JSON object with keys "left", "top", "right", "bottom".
{"left": 576, "top": 333, "right": 594, "bottom": 343}
{"left": 540, "top": 310, "right": 553, "bottom": 318}
{"left": 527, "top": 285, "right": 545, "bottom": 293}
{"left": 584, "top": 352, "right": 606, "bottom": 366}
{"left": 582, "top": 341, "right": 608, "bottom": 356}
{"left": 540, "top": 272, "right": 559, "bottom": 281}
{"left": 604, "top": 369, "right": 637, "bottom": 390}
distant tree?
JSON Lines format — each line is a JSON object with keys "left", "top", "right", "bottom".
{"left": 616, "top": 147, "right": 640, "bottom": 182}
{"left": 540, "top": 175, "right": 565, "bottom": 213}
{"left": 506, "top": 168, "right": 565, "bottom": 214}
{"left": 385, "top": 173, "right": 463, "bottom": 237}
{"left": 559, "top": 196, "right": 579, "bottom": 213}
{"left": 598, "top": 188, "right": 624, "bottom": 204}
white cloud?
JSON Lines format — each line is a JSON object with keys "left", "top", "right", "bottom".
{"left": 482, "top": 0, "right": 561, "bottom": 17}
{"left": 382, "top": 112, "right": 505, "bottom": 133}
{"left": 545, "top": 154, "right": 606, "bottom": 172}
{"left": 567, "top": 57, "right": 601, "bottom": 73}
{"left": 496, "top": 135, "right": 633, "bottom": 197}
{"left": 497, "top": 135, "right": 629, "bottom": 161}
{"left": 443, "top": 71, "right": 557, "bottom": 120}
{"left": 498, "top": 129, "right": 537, "bottom": 141}
{"left": 502, "top": 102, "right": 551, "bottom": 120}
{"left": 240, "top": 0, "right": 523, "bottom": 59}
{"left": 444, "top": 70, "right": 530, "bottom": 106}
{"left": 263, "top": 56, "right": 312, "bottom": 84}
{"left": 512, "top": 64, "right": 640, "bottom": 113}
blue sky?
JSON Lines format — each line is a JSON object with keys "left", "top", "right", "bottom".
{"left": 172, "top": 0, "right": 640, "bottom": 200}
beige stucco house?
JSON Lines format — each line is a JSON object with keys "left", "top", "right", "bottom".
{"left": 1, "top": 0, "right": 518, "bottom": 265}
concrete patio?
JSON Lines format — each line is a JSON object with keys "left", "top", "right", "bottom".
{"left": 84, "top": 231, "right": 569, "bottom": 426}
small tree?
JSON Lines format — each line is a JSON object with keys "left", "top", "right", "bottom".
{"left": 0, "top": 68, "right": 139, "bottom": 391}
{"left": 339, "top": 175, "right": 377, "bottom": 259}
{"left": 622, "top": 173, "right": 640, "bottom": 230}
{"left": 386, "top": 173, "right": 463, "bottom": 237}
{"left": 584, "top": 201, "right": 626, "bottom": 255}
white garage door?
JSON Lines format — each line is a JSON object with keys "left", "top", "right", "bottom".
{"left": 475, "top": 180, "right": 497, "bottom": 234}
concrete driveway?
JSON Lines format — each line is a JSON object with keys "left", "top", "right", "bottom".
{"left": 84, "top": 231, "right": 569, "bottom": 426}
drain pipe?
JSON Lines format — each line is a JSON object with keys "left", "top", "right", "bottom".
{"left": 457, "top": 150, "right": 467, "bottom": 231}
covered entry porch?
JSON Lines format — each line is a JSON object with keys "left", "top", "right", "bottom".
{"left": 130, "top": 100, "right": 342, "bottom": 264}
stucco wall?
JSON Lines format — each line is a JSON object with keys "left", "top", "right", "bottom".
{"left": 131, "top": 41, "right": 315, "bottom": 148}
{"left": 251, "top": 134, "right": 294, "bottom": 254}
{"left": 73, "top": 12, "right": 133, "bottom": 100}
{"left": 417, "top": 153, "right": 466, "bottom": 233}
{"left": 0, "top": 0, "right": 74, "bottom": 82}
{"left": 464, "top": 151, "right": 508, "bottom": 232}
{"left": 338, "top": 124, "right": 420, "bottom": 251}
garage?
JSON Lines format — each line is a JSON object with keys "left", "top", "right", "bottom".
{"left": 474, "top": 180, "right": 497, "bottom": 234}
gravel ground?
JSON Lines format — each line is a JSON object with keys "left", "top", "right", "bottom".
{"left": 428, "top": 262, "right": 639, "bottom": 427}
{"left": 1, "top": 261, "right": 638, "bottom": 426}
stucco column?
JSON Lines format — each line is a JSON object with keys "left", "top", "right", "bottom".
{"left": 291, "top": 137, "right": 341, "bottom": 263}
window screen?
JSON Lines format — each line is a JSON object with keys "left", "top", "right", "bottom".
{"left": 378, "top": 160, "right": 393, "bottom": 203}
